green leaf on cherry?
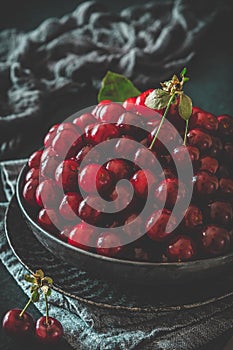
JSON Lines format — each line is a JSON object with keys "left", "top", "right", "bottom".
{"left": 35, "top": 269, "right": 44, "bottom": 279}
{"left": 24, "top": 274, "right": 36, "bottom": 283}
{"left": 98, "top": 71, "right": 141, "bottom": 103}
{"left": 178, "top": 93, "right": 193, "bottom": 120}
{"left": 43, "top": 276, "right": 53, "bottom": 285}
{"left": 145, "top": 89, "right": 171, "bottom": 109}
{"left": 31, "top": 290, "right": 40, "bottom": 302}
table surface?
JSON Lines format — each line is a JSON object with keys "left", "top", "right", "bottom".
{"left": 0, "top": 1, "right": 233, "bottom": 349}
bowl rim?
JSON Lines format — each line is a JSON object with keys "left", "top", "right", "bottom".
{"left": 16, "top": 163, "right": 233, "bottom": 268}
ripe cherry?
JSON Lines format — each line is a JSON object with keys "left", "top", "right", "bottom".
{"left": 114, "top": 135, "right": 137, "bottom": 158}
{"left": 78, "top": 164, "right": 114, "bottom": 195}
{"left": 73, "top": 113, "right": 96, "bottom": 132}
{"left": 78, "top": 195, "right": 105, "bottom": 225}
{"left": 25, "top": 168, "right": 39, "bottom": 182}
{"left": 59, "top": 192, "right": 82, "bottom": 221}
{"left": 96, "top": 232, "right": 123, "bottom": 257}
{"left": 85, "top": 123, "right": 119, "bottom": 144}
{"left": 52, "top": 127, "right": 81, "bottom": 158}
{"left": 193, "top": 171, "right": 219, "bottom": 196}
{"left": 131, "top": 169, "right": 157, "bottom": 199}
{"left": 68, "top": 222, "right": 97, "bottom": 250}
{"left": 43, "top": 124, "right": 60, "bottom": 148}
{"left": 217, "top": 114, "right": 233, "bottom": 139}
{"left": 55, "top": 159, "right": 79, "bottom": 192}
{"left": 76, "top": 144, "right": 100, "bottom": 165}
{"left": 206, "top": 201, "right": 233, "bottom": 228}
{"left": 36, "top": 179, "right": 59, "bottom": 208}
{"left": 105, "top": 159, "right": 133, "bottom": 181}
{"left": 166, "top": 235, "right": 196, "bottom": 261}
{"left": 123, "top": 97, "right": 137, "bottom": 111}
{"left": 23, "top": 179, "right": 39, "bottom": 207}
{"left": 40, "top": 147, "right": 61, "bottom": 179}
{"left": 187, "top": 128, "right": 212, "bottom": 153}
{"left": 154, "top": 178, "right": 186, "bottom": 210}
{"left": 2, "top": 309, "right": 34, "bottom": 339}
{"left": 117, "top": 111, "right": 146, "bottom": 139}
{"left": 199, "top": 225, "right": 231, "bottom": 257}
{"left": 190, "top": 108, "right": 218, "bottom": 132}
{"left": 35, "top": 316, "right": 63, "bottom": 344}
{"left": 94, "top": 102, "right": 125, "bottom": 123}
{"left": 146, "top": 209, "right": 177, "bottom": 242}
{"left": 28, "top": 150, "right": 43, "bottom": 169}
{"left": 37, "top": 208, "right": 60, "bottom": 233}
{"left": 199, "top": 156, "right": 219, "bottom": 174}
{"left": 183, "top": 205, "right": 203, "bottom": 229}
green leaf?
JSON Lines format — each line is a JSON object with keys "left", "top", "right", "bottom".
{"left": 145, "top": 89, "right": 170, "bottom": 109}
{"left": 180, "top": 67, "right": 187, "bottom": 77}
{"left": 24, "top": 274, "right": 36, "bottom": 283}
{"left": 31, "top": 290, "right": 40, "bottom": 302}
{"left": 35, "top": 269, "right": 44, "bottom": 278}
{"left": 98, "top": 71, "right": 141, "bottom": 103}
{"left": 43, "top": 277, "right": 53, "bottom": 285}
{"left": 30, "top": 285, "right": 38, "bottom": 292}
{"left": 178, "top": 93, "right": 193, "bottom": 120}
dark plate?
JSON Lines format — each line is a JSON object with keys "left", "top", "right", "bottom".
{"left": 5, "top": 195, "right": 233, "bottom": 311}
{"left": 16, "top": 164, "right": 233, "bottom": 286}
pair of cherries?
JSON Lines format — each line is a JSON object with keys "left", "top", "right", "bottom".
{"left": 2, "top": 270, "right": 63, "bottom": 345}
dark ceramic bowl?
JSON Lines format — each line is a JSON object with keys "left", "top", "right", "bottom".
{"left": 16, "top": 164, "right": 233, "bottom": 286}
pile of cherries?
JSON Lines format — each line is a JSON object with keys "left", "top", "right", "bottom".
{"left": 22, "top": 89, "right": 233, "bottom": 263}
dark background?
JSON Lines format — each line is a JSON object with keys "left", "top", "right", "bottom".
{"left": 0, "top": 1, "right": 233, "bottom": 349}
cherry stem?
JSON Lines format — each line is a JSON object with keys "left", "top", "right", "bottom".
{"left": 44, "top": 292, "right": 49, "bottom": 325}
{"left": 148, "top": 93, "right": 176, "bottom": 150}
{"left": 183, "top": 119, "right": 189, "bottom": 146}
{"left": 19, "top": 297, "right": 32, "bottom": 318}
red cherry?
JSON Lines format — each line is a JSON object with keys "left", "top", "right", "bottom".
{"left": 37, "top": 208, "right": 60, "bottom": 233}
{"left": 43, "top": 124, "right": 60, "bottom": 148}
{"left": 209, "top": 136, "right": 223, "bottom": 158}
{"left": 76, "top": 144, "right": 97, "bottom": 165}
{"left": 59, "top": 192, "right": 82, "bottom": 221}
{"left": 36, "top": 179, "right": 59, "bottom": 208}
{"left": 96, "top": 232, "right": 123, "bottom": 257}
{"left": 172, "top": 145, "right": 200, "bottom": 166}
{"left": 114, "top": 135, "right": 137, "bottom": 158}
{"left": 207, "top": 201, "right": 233, "bottom": 228}
{"left": 166, "top": 235, "right": 196, "bottom": 261}
{"left": 23, "top": 179, "right": 39, "bottom": 207}
{"left": 55, "top": 159, "right": 79, "bottom": 192}
{"left": 219, "top": 178, "right": 233, "bottom": 201}
{"left": 223, "top": 142, "right": 233, "bottom": 166}
{"left": 166, "top": 103, "right": 186, "bottom": 131}
{"left": 117, "top": 111, "right": 146, "bottom": 139}
{"left": 2, "top": 309, "right": 34, "bottom": 339}
{"left": 78, "top": 195, "right": 105, "bottom": 225}
{"left": 73, "top": 113, "right": 96, "bottom": 132}
{"left": 148, "top": 122, "right": 179, "bottom": 152}
{"left": 131, "top": 169, "right": 158, "bottom": 199}
{"left": 217, "top": 114, "right": 233, "bottom": 138}
{"left": 146, "top": 209, "right": 177, "bottom": 242}
{"left": 40, "top": 147, "right": 61, "bottom": 179}
{"left": 78, "top": 164, "right": 114, "bottom": 195}
{"left": 94, "top": 103, "right": 125, "bottom": 123}
{"left": 68, "top": 222, "right": 97, "bottom": 250}
{"left": 52, "top": 127, "right": 81, "bottom": 158}
{"left": 187, "top": 128, "right": 212, "bottom": 153}
{"left": 109, "top": 183, "right": 135, "bottom": 215}
{"left": 133, "top": 147, "right": 157, "bottom": 170}
{"left": 190, "top": 108, "right": 218, "bottom": 132}
{"left": 25, "top": 168, "right": 39, "bottom": 182}
{"left": 123, "top": 97, "right": 137, "bottom": 111}
{"left": 193, "top": 171, "right": 219, "bottom": 196}
{"left": 28, "top": 150, "right": 43, "bottom": 169}
{"left": 105, "top": 159, "right": 133, "bottom": 181}
{"left": 199, "top": 225, "right": 231, "bottom": 257}
{"left": 35, "top": 316, "right": 63, "bottom": 344}
{"left": 199, "top": 156, "right": 219, "bottom": 174}
{"left": 85, "top": 123, "right": 119, "bottom": 144}
{"left": 183, "top": 205, "right": 203, "bottom": 229}
{"left": 123, "top": 213, "right": 143, "bottom": 241}
{"left": 154, "top": 178, "right": 186, "bottom": 210}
